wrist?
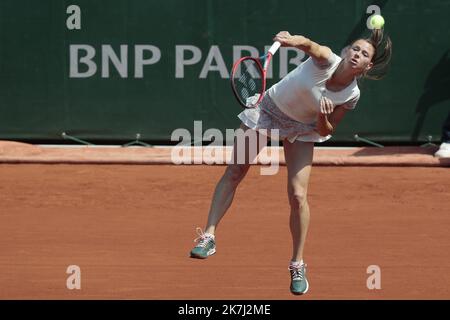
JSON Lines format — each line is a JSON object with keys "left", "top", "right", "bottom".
{"left": 294, "top": 35, "right": 308, "bottom": 47}
{"left": 318, "top": 113, "right": 327, "bottom": 120}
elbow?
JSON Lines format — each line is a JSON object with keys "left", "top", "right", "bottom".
{"left": 317, "top": 126, "right": 334, "bottom": 137}
{"left": 317, "top": 129, "right": 332, "bottom": 137}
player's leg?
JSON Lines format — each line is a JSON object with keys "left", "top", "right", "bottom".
{"left": 205, "top": 124, "right": 268, "bottom": 234}
{"left": 190, "top": 123, "right": 267, "bottom": 258}
{"left": 283, "top": 139, "right": 314, "bottom": 294}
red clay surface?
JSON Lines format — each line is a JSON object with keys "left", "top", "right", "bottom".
{"left": 1, "top": 164, "right": 450, "bottom": 299}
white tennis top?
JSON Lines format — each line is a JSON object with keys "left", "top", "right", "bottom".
{"left": 267, "top": 53, "right": 360, "bottom": 136}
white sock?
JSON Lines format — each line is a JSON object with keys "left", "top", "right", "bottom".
{"left": 290, "top": 260, "right": 304, "bottom": 266}
{"left": 204, "top": 233, "right": 215, "bottom": 239}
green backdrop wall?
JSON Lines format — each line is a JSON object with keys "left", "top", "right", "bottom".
{"left": 0, "top": 0, "right": 449, "bottom": 144}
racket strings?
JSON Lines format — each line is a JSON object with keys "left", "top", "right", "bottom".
{"left": 233, "top": 59, "right": 264, "bottom": 105}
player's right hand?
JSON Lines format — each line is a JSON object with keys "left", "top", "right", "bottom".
{"left": 273, "top": 31, "right": 294, "bottom": 46}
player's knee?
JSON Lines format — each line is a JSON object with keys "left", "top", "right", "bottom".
{"left": 225, "top": 164, "right": 249, "bottom": 185}
{"left": 289, "top": 188, "right": 308, "bottom": 209}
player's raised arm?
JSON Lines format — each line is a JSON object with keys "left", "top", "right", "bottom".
{"left": 273, "top": 31, "right": 332, "bottom": 65}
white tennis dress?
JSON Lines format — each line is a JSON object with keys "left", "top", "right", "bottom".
{"left": 238, "top": 52, "right": 360, "bottom": 143}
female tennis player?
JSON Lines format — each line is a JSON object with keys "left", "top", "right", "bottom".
{"left": 190, "top": 28, "right": 392, "bottom": 295}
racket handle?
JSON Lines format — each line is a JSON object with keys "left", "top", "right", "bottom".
{"left": 268, "top": 41, "right": 281, "bottom": 55}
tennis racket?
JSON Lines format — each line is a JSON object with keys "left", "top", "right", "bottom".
{"left": 230, "top": 41, "right": 281, "bottom": 108}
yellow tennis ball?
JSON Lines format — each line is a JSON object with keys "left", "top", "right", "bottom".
{"left": 370, "top": 15, "right": 385, "bottom": 29}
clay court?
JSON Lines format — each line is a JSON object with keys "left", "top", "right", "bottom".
{"left": 2, "top": 0, "right": 450, "bottom": 304}
{"left": 1, "top": 147, "right": 449, "bottom": 299}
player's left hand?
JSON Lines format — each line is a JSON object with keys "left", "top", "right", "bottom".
{"left": 320, "top": 96, "right": 334, "bottom": 115}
